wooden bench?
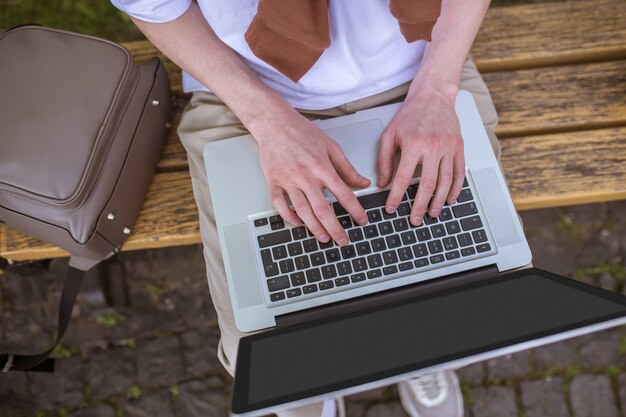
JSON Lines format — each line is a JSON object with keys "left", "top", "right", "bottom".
{"left": 1, "top": 0, "right": 625, "bottom": 262}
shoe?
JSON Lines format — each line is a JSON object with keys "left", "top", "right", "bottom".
{"left": 397, "top": 370, "right": 464, "bottom": 417}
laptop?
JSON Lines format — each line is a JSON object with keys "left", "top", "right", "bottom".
{"left": 203, "top": 91, "right": 626, "bottom": 416}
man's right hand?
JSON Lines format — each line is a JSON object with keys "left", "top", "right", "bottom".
{"left": 256, "top": 112, "right": 370, "bottom": 246}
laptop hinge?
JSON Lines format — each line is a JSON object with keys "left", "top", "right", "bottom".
{"left": 276, "top": 265, "right": 500, "bottom": 328}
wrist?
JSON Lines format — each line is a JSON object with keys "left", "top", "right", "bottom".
{"left": 409, "top": 63, "right": 460, "bottom": 103}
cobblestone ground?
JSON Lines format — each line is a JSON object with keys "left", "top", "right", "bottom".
{"left": 1, "top": 201, "right": 625, "bottom": 417}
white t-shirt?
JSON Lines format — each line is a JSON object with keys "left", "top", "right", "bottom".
{"left": 112, "top": 0, "right": 426, "bottom": 110}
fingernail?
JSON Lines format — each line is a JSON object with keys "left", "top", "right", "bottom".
{"left": 411, "top": 216, "right": 422, "bottom": 226}
{"left": 359, "top": 217, "right": 368, "bottom": 226}
{"left": 338, "top": 238, "right": 349, "bottom": 246}
{"left": 320, "top": 234, "right": 330, "bottom": 242}
{"left": 430, "top": 209, "right": 440, "bottom": 217}
{"left": 386, "top": 205, "right": 396, "bottom": 214}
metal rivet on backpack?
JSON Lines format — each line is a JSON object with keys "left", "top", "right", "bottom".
{"left": 107, "top": 212, "right": 115, "bottom": 220}
{"left": 123, "top": 227, "right": 131, "bottom": 235}
{"left": 152, "top": 100, "right": 159, "bottom": 106}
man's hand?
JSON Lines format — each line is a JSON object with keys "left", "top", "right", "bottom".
{"left": 377, "top": 85, "right": 465, "bottom": 226}
{"left": 257, "top": 112, "right": 370, "bottom": 245}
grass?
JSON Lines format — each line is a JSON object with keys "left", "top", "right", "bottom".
{"left": 126, "top": 385, "right": 143, "bottom": 400}
{"left": 95, "top": 311, "right": 125, "bottom": 328}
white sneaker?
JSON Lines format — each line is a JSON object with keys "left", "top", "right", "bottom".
{"left": 397, "top": 370, "right": 464, "bottom": 417}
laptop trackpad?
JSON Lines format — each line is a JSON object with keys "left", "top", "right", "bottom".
{"left": 223, "top": 222, "right": 264, "bottom": 308}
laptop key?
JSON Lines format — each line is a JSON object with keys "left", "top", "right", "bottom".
{"left": 338, "top": 216, "right": 352, "bottom": 229}
{"left": 348, "top": 228, "right": 364, "bottom": 242}
{"left": 399, "top": 261, "right": 413, "bottom": 271}
{"left": 407, "top": 184, "right": 418, "bottom": 199}
{"left": 383, "top": 265, "right": 398, "bottom": 275}
{"left": 414, "top": 258, "right": 429, "bottom": 268}
{"left": 287, "top": 242, "right": 303, "bottom": 256}
{"left": 367, "top": 209, "right": 383, "bottom": 223}
{"left": 383, "top": 250, "right": 399, "bottom": 265}
{"left": 457, "top": 233, "right": 472, "bottom": 247}
{"left": 477, "top": 243, "right": 491, "bottom": 253}
{"left": 367, "top": 269, "right": 383, "bottom": 279}
{"left": 291, "top": 226, "right": 308, "bottom": 240}
{"left": 290, "top": 272, "right": 306, "bottom": 286}
{"left": 310, "top": 252, "right": 325, "bottom": 266}
{"left": 321, "top": 264, "right": 337, "bottom": 280}
{"left": 401, "top": 231, "right": 417, "bottom": 245}
{"left": 319, "top": 240, "right": 334, "bottom": 249}
{"left": 431, "top": 224, "right": 446, "bottom": 238}
{"left": 340, "top": 245, "right": 357, "bottom": 259}
{"left": 393, "top": 217, "right": 409, "bottom": 231}
{"left": 428, "top": 240, "right": 443, "bottom": 254}
{"left": 306, "top": 268, "right": 322, "bottom": 283}
{"left": 325, "top": 248, "right": 340, "bottom": 263}
{"left": 378, "top": 221, "right": 394, "bottom": 235}
{"left": 457, "top": 188, "right": 473, "bottom": 203}
{"left": 260, "top": 249, "right": 273, "bottom": 267}
{"left": 269, "top": 215, "right": 282, "bottom": 223}
{"left": 303, "top": 238, "right": 318, "bottom": 253}
{"left": 286, "top": 288, "right": 302, "bottom": 298}
{"left": 270, "top": 292, "right": 286, "bottom": 302}
{"left": 319, "top": 281, "right": 334, "bottom": 290}
{"left": 356, "top": 241, "right": 372, "bottom": 256}
{"left": 398, "top": 247, "right": 413, "bottom": 261}
{"left": 443, "top": 236, "right": 458, "bottom": 251}
{"left": 412, "top": 243, "right": 428, "bottom": 258}
{"left": 264, "top": 263, "right": 279, "bottom": 277}
{"left": 452, "top": 202, "right": 478, "bottom": 218}
{"left": 386, "top": 234, "right": 401, "bottom": 249}
{"left": 416, "top": 228, "right": 432, "bottom": 242}
{"left": 461, "top": 215, "right": 483, "bottom": 231}
{"left": 430, "top": 254, "right": 445, "bottom": 264}
{"left": 445, "top": 220, "right": 461, "bottom": 235}
{"left": 364, "top": 224, "right": 379, "bottom": 239}
{"left": 358, "top": 190, "right": 391, "bottom": 210}
{"left": 424, "top": 215, "right": 438, "bottom": 225}
{"left": 398, "top": 202, "right": 411, "bottom": 216}
{"left": 463, "top": 177, "right": 469, "bottom": 187}
{"left": 337, "top": 261, "right": 352, "bottom": 276}
{"left": 335, "top": 277, "right": 350, "bottom": 287}
{"left": 267, "top": 275, "right": 290, "bottom": 292}
{"left": 332, "top": 201, "right": 348, "bottom": 216}
{"left": 258, "top": 230, "right": 291, "bottom": 248}
{"left": 472, "top": 229, "right": 488, "bottom": 243}
{"left": 445, "top": 251, "right": 461, "bottom": 260}
{"left": 439, "top": 208, "right": 453, "bottom": 221}
{"left": 303, "top": 284, "right": 318, "bottom": 294}
{"left": 382, "top": 210, "right": 397, "bottom": 220}
{"left": 352, "top": 257, "right": 368, "bottom": 272}
{"left": 279, "top": 259, "right": 295, "bottom": 274}
{"left": 272, "top": 245, "right": 288, "bottom": 260}
{"left": 461, "top": 247, "right": 476, "bottom": 257}
{"left": 294, "top": 255, "right": 310, "bottom": 270}
{"left": 367, "top": 253, "right": 383, "bottom": 268}
{"left": 351, "top": 273, "right": 366, "bottom": 283}
{"left": 254, "top": 218, "right": 268, "bottom": 227}
{"left": 270, "top": 221, "right": 285, "bottom": 230}
{"left": 371, "top": 238, "right": 387, "bottom": 252}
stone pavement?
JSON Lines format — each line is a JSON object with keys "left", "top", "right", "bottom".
{"left": 1, "top": 201, "right": 625, "bottom": 417}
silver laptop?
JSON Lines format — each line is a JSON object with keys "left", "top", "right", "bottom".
{"left": 203, "top": 91, "right": 626, "bottom": 416}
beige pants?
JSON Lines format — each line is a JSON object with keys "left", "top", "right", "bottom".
{"left": 177, "top": 58, "right": 500, "bottom": 417}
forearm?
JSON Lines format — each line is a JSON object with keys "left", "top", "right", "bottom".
{"left": 409, "top": 0, "right": 490, "bottom": 99}
{"left": 130, "top": 2, "right": 297, "bottom": 141}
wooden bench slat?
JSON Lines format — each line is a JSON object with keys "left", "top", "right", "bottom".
{"left": 472, "top": 0, "right": 626, "bottom": 72}
{"left": 5, "top": 127, "right": 626, "bottom": 261}
{"left": 154, "top": 59, "right": 626, "bottom": 172}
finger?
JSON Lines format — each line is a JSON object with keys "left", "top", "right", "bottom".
{"left": 270, "top": 186, "right": 301, "bottom": 226}
{"left": 377, "top": 130, "right": 396, "bottom": 188}
{"left": 328, "top": 143, "right": 370, "bottom": 188}
{"left": 428, "top": 155, "right": 453, "bottom": 217}
{"left": 323, "top": 172, "right": 368, "bottom": 226}
{"left": 304, "top": 186, "right": 350, "bottom": 246}
{"left": 287, "top": 187, "right": 330, "bottom": 242}
{"left": 447, "top": 149, "right": 466, "bottom": 204}
{"left": 386, "top": 145, "right": 420, "bottom": 214}
{"left": 410, "top": 156, "right": 441, "bottom": 226}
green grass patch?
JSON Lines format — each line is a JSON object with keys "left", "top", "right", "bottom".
{"left": 603, "top": 366, "right": 622, "bottom": 378}
{"left": 169, "top": 384, "right": 180, "bottom": 398}
{"left": 126, "top": 385, "right": 143, "bottom": 400}
{"left": 51, "top": 345, "right": 72, "bottom": 359}
{"left": 460, "top": 383, "right": 473, "bottom": 406}
{"left": 95, "top": 312, "right": 125, "bottom": 328}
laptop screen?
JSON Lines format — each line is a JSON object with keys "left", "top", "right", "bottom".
{"left": 233, "top": 269, "right": 626, "bottom": 414}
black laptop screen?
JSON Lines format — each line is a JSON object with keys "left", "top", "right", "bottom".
{"left": 233, "top": 269, "right": 626, "bottom": 414}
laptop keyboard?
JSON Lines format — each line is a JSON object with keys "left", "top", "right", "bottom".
{"left": 250, "top": 176, "right": 496, "bottom": 306}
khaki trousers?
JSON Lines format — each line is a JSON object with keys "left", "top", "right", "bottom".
{"left": 177, "top": 58, "right": 500, "bottom": 417}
